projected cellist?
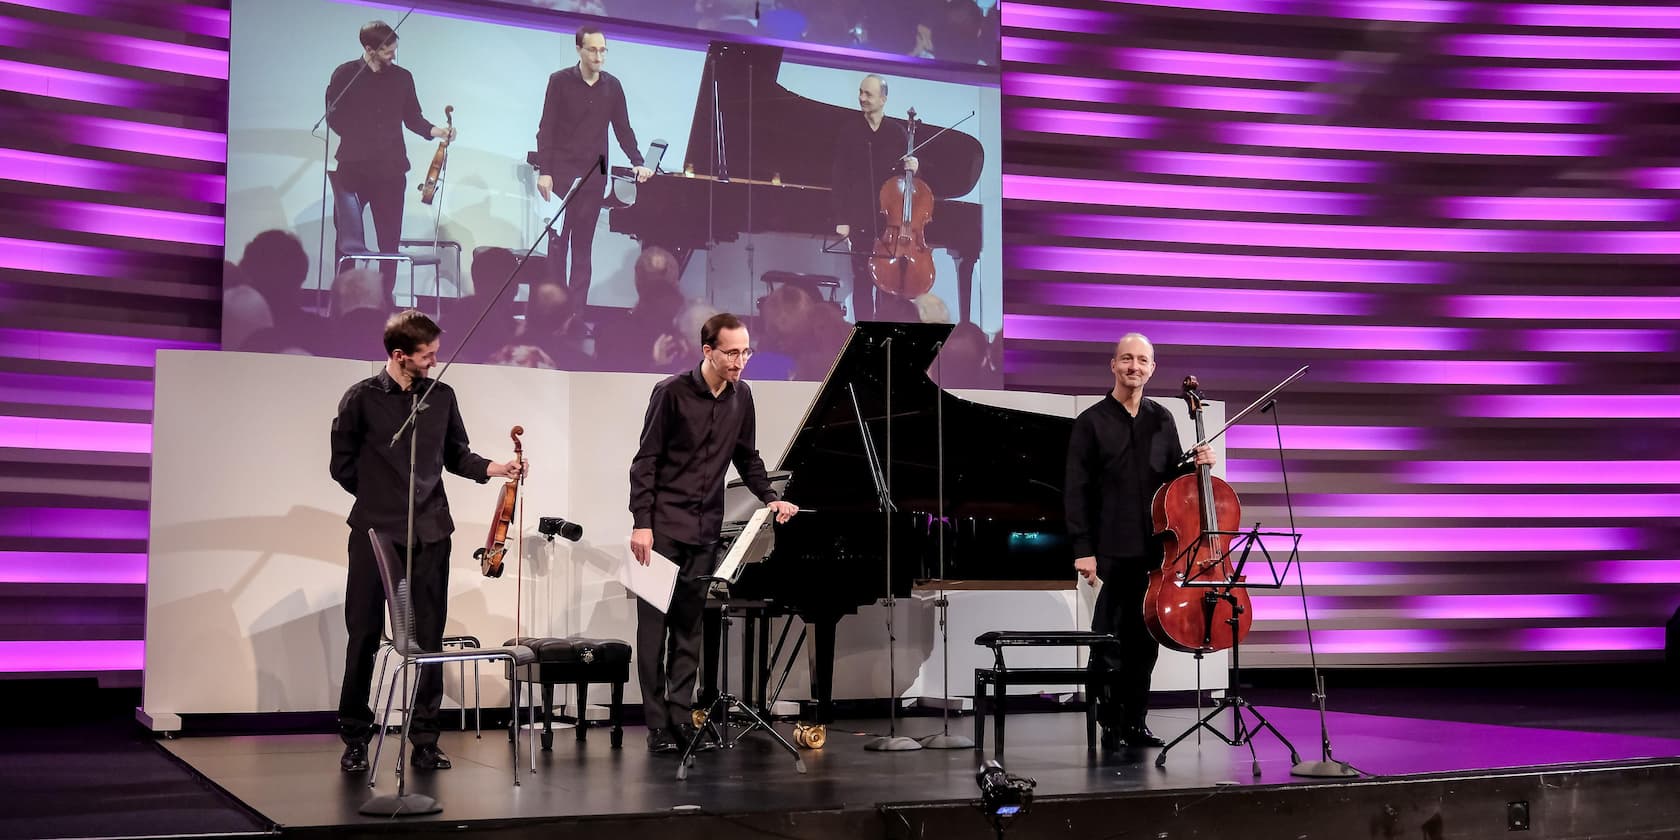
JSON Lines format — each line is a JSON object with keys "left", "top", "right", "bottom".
{"left": 1063, "top": 333, "right": 1216, "bottom": 752}
{"left": 830, "top": 74, "right": 921, "bottom": 323}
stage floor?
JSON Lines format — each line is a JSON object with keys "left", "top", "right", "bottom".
{"left": 160, "top": 703, "right": 1680, "bottom": 830}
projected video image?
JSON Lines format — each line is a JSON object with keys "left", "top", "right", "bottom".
{"left": 222, "top": 0, "right": 1003, "bottom": 387}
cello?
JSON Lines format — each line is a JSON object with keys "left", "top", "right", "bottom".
{"left": 474, "top": 425, "right": 523, "bottom": 578}
{"left": 868, "top": 107, "right": 936, "bottom": 300}
{"left": 417, "top": 105, "right": 453, "bottom": 205}
{"left": 1143, "top": 376, "right": 1252, "bottom": 653}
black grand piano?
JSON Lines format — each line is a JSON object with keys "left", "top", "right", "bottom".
{"left": 609, "top": 42, "right": 987, "bottom": 324}
{"left": 720, "top": 322, "right": 1072, "bottom": 726}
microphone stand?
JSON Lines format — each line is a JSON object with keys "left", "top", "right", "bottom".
{"left": 358, "top": 155, "right": 603, "bottom": 818}
{"left": 1272, "top": 397, "right": 1361, "bottom": 778}
{"left": 852, "top": 341, "right": 921, "bottom": 752}
{"left": 919, "top": 353, "right": 971, "bottom": 749}
{"left": 311, "top": 8, "right": 415, "bottom": 309}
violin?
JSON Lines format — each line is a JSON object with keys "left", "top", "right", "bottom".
{"left": 417, "top": 105, "right": 453, "bottom": 205}
{"left": 868, "top": 107, "right": 936, "bottom": 300}
{"left": 474, "top": 425, "right": 523, "bottom": 578}
{"left": 1143, "top": 376, "right": 1252, "bottom": 653}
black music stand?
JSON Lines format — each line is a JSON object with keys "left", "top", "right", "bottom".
{"left": 677, "top": 508, "right": 808, "bottom": 781}
{"left": 1153, "top": 525, "right": 1302, "bottom": 776}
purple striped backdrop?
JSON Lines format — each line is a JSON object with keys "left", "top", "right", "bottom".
{"left": 1001, "top": 0, "right": 1680, "bottom": 666}
{"left": 0, "top": 0, "right": 224, "bottom": 679}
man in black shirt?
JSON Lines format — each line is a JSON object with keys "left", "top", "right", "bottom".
{"left": 830, "top": 74, "right": 920, "bottom": 323}
{"left": 627, "top": 312, "right": 799, "bottom": 753}
{"left": 329, "top": 310, "right": 525, "bottom": 773}
{"left": 324, "top": 21, "right": 454, "bottom": 293}
{"left": 535, "top": 25, "right": 652, "bottom": 306}
{"left": 1064, "top": 333, "right": 1214, "bottom": 750}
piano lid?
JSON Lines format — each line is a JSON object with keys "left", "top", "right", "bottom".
{"left": 687, "top": 41, "right": 984, "bottom": 199}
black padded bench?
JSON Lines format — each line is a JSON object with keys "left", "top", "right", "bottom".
{"left": 505, "top": 636, "right": 631, "bottom": 750}
{"left": 973, "top": 630, "right": 1117, "bottom": 758}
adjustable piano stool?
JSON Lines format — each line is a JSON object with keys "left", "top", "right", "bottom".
{"left": 973, "top": 630, "right": 1117, "bottom": 758}
{"left": 504, "top": 636, "right": 631, "bottom": 750}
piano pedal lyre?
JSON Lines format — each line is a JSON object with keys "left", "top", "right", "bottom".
{"left": 792, "top": 722, "right": 827, "bottom": 750}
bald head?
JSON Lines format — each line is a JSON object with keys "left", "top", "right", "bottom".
{"left": 1109, "top": 332, "right": 1156, "bottom": 397}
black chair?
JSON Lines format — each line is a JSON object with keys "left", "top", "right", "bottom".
{"left": 505, "top": 636, "right": 632, "bottom": 750}
{"left": 365, "top": 529, "right": 536, "bottom": 787}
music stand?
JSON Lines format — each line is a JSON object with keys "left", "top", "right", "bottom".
{"left": 1152, "top": 524, "right": 1303, "bottom": 777}
{"left": 676, "top": 507, "right": 808, "bottom": 781}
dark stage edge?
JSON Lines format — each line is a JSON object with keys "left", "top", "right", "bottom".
{"left": 161, "top": 706, "right": 1680, "bottom": 839}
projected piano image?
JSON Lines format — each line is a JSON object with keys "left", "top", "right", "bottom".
{"left": 609, "top": 42, "right": 987, "bottom": 326}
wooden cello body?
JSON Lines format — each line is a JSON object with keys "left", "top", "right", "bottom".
{"left": 1143, "top": 377, "right": 1252, "bottom": 653}
{"left": 868, "top": 107, "right": 936, "bottom": 300}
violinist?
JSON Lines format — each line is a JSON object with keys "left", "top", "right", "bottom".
{"left": 534, "top": 25, "right": 652, "bottom": 306}
{"left": 830, "top": 74, "right": 919, "bottom": 323}
{"left": 1064, "top": 333, "right": 1215, "bottom": 751}
{"left": 324, "top": 21, "right": 454, "bottom": 295}
{"left": 329, "top": 311, "right": 525, "bottom": 775}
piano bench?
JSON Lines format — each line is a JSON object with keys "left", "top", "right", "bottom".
{"left": 505, "top": 636, "right": 631, "bottom": 750}
{"left": 972, "top": 631, "right": 1118, "bottom": 759}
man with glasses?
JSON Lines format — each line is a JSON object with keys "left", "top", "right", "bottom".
{"left": 627, "top": 313, "right": 799, "bottom": 754}
{"left": 1065, "top": 333, "right": 1215, "bottom": 751}
{"left": 534, "top": 24, "right": 652, "bottom": 307}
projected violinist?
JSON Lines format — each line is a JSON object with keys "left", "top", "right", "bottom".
{"left": 830, "top": 74, "right": 920, "bottom": 323}
{"left": 324, "top": 20, "right": 455, "bottom": 294}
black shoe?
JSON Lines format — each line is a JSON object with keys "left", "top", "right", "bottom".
{"left": 408, "top": 744, "right": 452, "bottom": 770}
{"left": 674, "top": 722, "right": 716, "bottom": 754}
{"left": 1098, "top": 726, "right": 1122, "bottom": 753}
{"left": 647, "top": 729, "right": 680, "bottom": 754}
{"left": 1120, "top": 724, "right": 1165, "bottom": 748}
{"left": 339, "top": 741, "right": 369, "bottom": 773}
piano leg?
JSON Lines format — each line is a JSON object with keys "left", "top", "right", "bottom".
{"left": 810, "top": 616, "right": 838, "bottom": 726}
{"left": 699, "top": 607, "right": 721, "bottom": 709}
{"left": 951, "top": 248, "right": 978, "bottom": 326}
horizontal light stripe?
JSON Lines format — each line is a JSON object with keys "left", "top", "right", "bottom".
{"left": 0, "top": 371, "right": 155, "bottom": 410}
{"left": 1015, "top": 281, "right": 1373, "bottom": 315}
{"left": 1334, "top": 359, "right": 1566, "bottom": 386}
{"left": 0, "top": 148, "right": 225, "bottom": 203}
{"left": 1228, "top": 425, "right": 1422, "bottom": 451}
{"left": 0, "top": 640, "right": 143, "bottom": 673}
{"left": 1155, "top": 83, "right": 1330, "bottom": 115}
{"left": 0, "top": 552, "right": 146, "bottom": 584}
{"left": 1443, "top": 34, "right": 1680, "bottom": 61}
{"left": 1519, "top": 627, "right": 1665, "bottom": 653}
{"left": 0, "top": 508, "right": 149, "bottom": 540}
{"left": 1401, "top": 461, "right": 1680, "bottom": 485}
{"left": 41, "top": 198, "right": 223, "bottom": 246}
{"left": 1126, "top": 47, "right": 1339, "bottom": 83}
{"left": 1250, "top": 594, "right": 1602, "bottom": 620}
{"left": 1004, "top": 73, "right": 1128, "bottom": 103}
{"left": 0, "top": 328, "right": 212, "bottom": 366}
{"left": 1631, "top": 168, "right": 1680, "bottom": 190}
{"left": 1009, "top": 244, "right": 1443, "bottom": 283}
{"left": 0, "top": 416, "right": 151, "bottom": 454}
{"left": 1449, "top": 294, "right": 1680, "bottom": 320}
{"left": 1001, "top": 3, "right": 1118, "bottom": 31}
{"left": 1593, "top": 561, "right": 1680, "bottom": 585}
{"left": 1499, "top": 4, "right": 1680, "bottom": 29}
{"left": 18, "top": 0, "right": 229, "bottom": 38}
{"left": 1434, "top": 196, "right": 1671, "bottom": 223}
{"left": 0, "top": 57, "right": 156, "bottom": 108}
{"left": 1129, "top": 150, "right": 1379, "bottom": 183}
{"left": 0, "top": 16, "right": 227, "bottom": 78}
{"left": 1048, "top": 214, "right": 1680, "bottom": 255}
{"left": 1297, "top": 527, "right": 1637, "bottom": 553}
{"left": 1416, "top": 98, "right": 1605, "bottom": 125}
{"left": 1219, "top": 122, "right": 1606, "bottom": 156}
{"left": 1293, "top": 493, "right": 1680, "bottom": 518}
{"left": 1006, "top": 314, "right": 1471, "bottom": 351}
{"left": 1005, "top": 173, "right": 1365, "bottom": 214}
{"left": 1519, "top": 328, "right": 1673, "bottom": 353}
{"left": 1454, "top": 394, "right": 1680, "bottom": 419}
{"left": 1455, "top": 68, "right": 1680, "bottom": 94}
{"left": 1006, "top": 107, "right": 1159, "bottom": 138}
{"left": 69, "top": 114, "right": 226, "bottom": 162}
{"left": 1100, "top": 0, "right": 1467, "bottom": 23}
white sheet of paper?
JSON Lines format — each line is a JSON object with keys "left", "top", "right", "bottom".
{"left": 620, "top": 538, "right": 679, "bottom": 613}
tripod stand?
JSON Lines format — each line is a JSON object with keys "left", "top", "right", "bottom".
{"left": 676, "top": 577, "right": 807, "bottom": 781}
{"left": 1154, "top": 534, "right": 1300, "bottom": 777}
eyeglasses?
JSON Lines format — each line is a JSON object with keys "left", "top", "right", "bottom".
{"left": 712, "top": 348, "right": 754, "bottom": 362}
{"left": 580, "top": 46, "right": 608, "bottom": 55}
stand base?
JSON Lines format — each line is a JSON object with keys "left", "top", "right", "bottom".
{"left": 678, "top": 692, "right": 807, "bottom": 781}
{"left": 917, "top": 732, "right": 974, "bottom": 749}
{"left": 865, "top": 735, "right": 924, "bottom": 752}
{"left": 1291, "top": 759, "right": 1361, "bottom": 778}
{"left": 358, "top": 792, "right": 441, "bottom": 817}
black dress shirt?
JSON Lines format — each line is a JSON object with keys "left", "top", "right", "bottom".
{"left": 830, "top": 114, "right": 909, "bottom": 226}
{"left": 325, "top": 60, "right": 435, "bottom": 173}
{"left": 331, "top": 370, "right": 492, "bottom": 545}
{"left": 535, "top": 66, "right": 644, "bottom": 179}
{"left": 1064, "top": 393, "right": 1192, "bottom": 559}
{"left": 629, "top": 366, "right": 779, "bottom": 546}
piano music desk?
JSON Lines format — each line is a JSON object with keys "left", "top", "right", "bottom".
{"left": 973, "top": 630, "right": 1117, "bottom": 758}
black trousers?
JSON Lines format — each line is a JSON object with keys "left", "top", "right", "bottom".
{"left": 1089, "top": 556, "right": 1159, "bottom": 729}
{"left": 338, "top": 531, "right": 451, "bottom": 746}
{"left": 330, "top": 166, "right": 406, "bottom": 289}
{"left": 546, "top": 177, "right": 608, "bottom": 305}
{"left": 635, "top": 537, "right": 718, "bottom": 731}
{"left": 843, "top": 215, "right": 882, "bottom": 322}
